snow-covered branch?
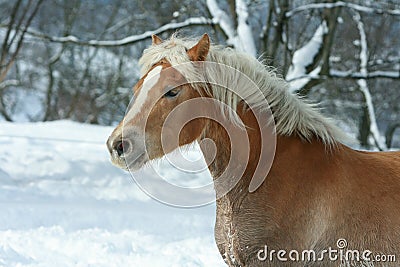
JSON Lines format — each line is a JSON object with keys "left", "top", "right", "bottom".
{"left": 235, "top": 0, "right": 257, "bottom": 57}
{"left": 286, "top": 21, "right": 327, "bottom": 92}
{"left": 22, "top": 17, "right": 214, "bottom": 47}
{"left": 206, "top": 0, "right": 235, "bottom": 43}
{"left": 286, "top": 70, "right": 400, "bottom": 83}
{"left": 330, "top": 70, "right": 400, "bottom": 79}
{"left": 0, "top": 79, "right": 19, "bottom": 90}
{"left": 353, "top": 11, "right": 387, "bottom": 150}
{"left": 286, "top": 1, "right": 400, "bottom": 18}
{"left": 206, "top": 0, "right": 256, "bottom": 57}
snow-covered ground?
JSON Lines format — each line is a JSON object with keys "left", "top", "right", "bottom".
{"left": 0, "top": 121, "right": 225, "bottom": 267}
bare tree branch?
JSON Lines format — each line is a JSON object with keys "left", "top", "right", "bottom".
{"left": 386, "top": 123, "right": 400, "bottom": 149}
{"left": 0, "top": 0, "right": 22, "bottom": 68}
{"left": 0, "top": 0, "right": 44, "bottom": 122}
{"left": 329, "top": 70, "right": 400, "bottom": 79}
{"left": 0, "top": 0, "right": 44, "bottom": 83}
{"left": 0, "top": 79, "right": 19, "bottom": 90}
{"left": 286, "top": 1, "right": 400, "bottom": 18}
{"left": 267, "top": 0, "right": 289, "bottom": 63}
{"left": 286, "top": 70, "right": 400, "bottom": 83}
{"left": 20, "top": 17, "right": 214, "bottom": 47}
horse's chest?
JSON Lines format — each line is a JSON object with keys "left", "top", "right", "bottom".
{"left": 215, "top": 197, "right": 257, "bottom": 267}
{"left": 215, "top": 199, "right": 238, "bottom": 266}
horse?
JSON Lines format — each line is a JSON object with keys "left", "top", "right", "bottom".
{"left": 107, "top": 33, "right": 400, "bottom": 266}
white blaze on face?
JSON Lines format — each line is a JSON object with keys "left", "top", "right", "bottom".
{"left": 125, "top": 65, "right": 163, "bottom": 122}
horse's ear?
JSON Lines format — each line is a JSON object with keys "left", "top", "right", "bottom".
{"left": 187, "top": 34, "right": 210, "bottom": 61}
{"left": 152, "top": 34, "right": 163, "bottom": 45}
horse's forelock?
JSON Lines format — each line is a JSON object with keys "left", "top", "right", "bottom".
{"left": 139, "top": 35, "right": 197, "bottom": 76}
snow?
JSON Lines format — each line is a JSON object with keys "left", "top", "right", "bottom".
{"left": 206, "top": 0, "right": 257, "bottom": 57}
{"left": 286, "top": 21, "right": 327, "bottom": 92}
{"left": 5, "top": 90, "right": 43, "bottom": 122}
{"left": 0, "top": 120, "right": 225, "bottom": 267}
{"left": 173, "top": 11, "right": 180, "bottom": 18}
{"left": 329, "top": 69, "right": 399, "bottom": 79}
{"left": 206, "top": 0, "right": 236, "bottom": 44}
{"left": 353, "top": 12, "right": 387, "bottom": 150}
{"left": 0, "top": 80, "right": 19, "bottom": 90}
{"left": 27, "top": 17, "right": 214, "bottom": 47}
{"left": 235, "top": 0, "right": 257, "bottom": 57}
{"left": 87, "top": 17, "right": 214, "bottom": 46}
{"left": 353, "top": 39, "right": 361, "bottom": 46}
{"left": 285, "top": 2, "right": 400, "bottom": 18}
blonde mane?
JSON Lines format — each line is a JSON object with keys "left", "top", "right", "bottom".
{"left": 138, "top": 35, "right": 347, "bottom": 145}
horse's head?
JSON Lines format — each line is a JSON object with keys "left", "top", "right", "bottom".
{"left": 107, "top": 34, "right": 211, "bottom": 170}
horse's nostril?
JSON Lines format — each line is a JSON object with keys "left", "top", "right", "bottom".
{"left": 115, "top": 140, "right": 130, "bottom": 156}
{"left": 116, "top": 141, "right": 123, "bottom": 156}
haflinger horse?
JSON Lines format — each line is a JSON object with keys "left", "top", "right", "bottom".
{"left": 107, "top": 33, "right": 400, "bottom": 266}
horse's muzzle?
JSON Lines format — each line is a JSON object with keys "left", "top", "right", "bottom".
{"left": 107, "top": 132, "right": 147, "bottom": 171}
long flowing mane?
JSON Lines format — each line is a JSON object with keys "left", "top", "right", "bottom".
{"left": 139, "top": 34, "right": 347, "bottom": 146}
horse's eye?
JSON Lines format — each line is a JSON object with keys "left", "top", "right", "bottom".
{"left": 164, "top": 86, "right": 179, "bottom": 98}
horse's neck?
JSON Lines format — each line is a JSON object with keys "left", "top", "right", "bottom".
{"left": 199, "top": 106, "right": 339, "bottom": 199}
{"left": 200, "top": 106, "right": 266, "bottom": 198}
